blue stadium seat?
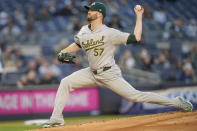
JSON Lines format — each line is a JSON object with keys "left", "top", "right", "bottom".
{"left": 145, "top": 44, "right": 160, "bottom": 57}
{"left": 2, "top": 72, "right": 21, "bottom": 86}
{"left": 170, "top": 41, "right": 183, "bottom": 59}
{"left": 52, "top": 17, "right": 64, "bottom": 31}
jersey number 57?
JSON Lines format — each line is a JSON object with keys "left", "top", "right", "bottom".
{"left": 94, "top": 48, "right": 104, "bottom": 56}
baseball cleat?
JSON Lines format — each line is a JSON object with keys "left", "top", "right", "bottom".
{"left": 177, "top": 96, "right": 193, "bottom": 112}
{"left": 39, "top": 122, "right": 64, "bottom": 128}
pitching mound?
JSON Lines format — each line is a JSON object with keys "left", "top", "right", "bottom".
{"left": 33, "top": 111, "right": 197, "bottom": 131}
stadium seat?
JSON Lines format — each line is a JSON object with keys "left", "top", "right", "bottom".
{"left": 1, "top": 72, "right": 21, "bottom": 86}
{"left": 170, "top": 41, "right": 183, "bottom": 60}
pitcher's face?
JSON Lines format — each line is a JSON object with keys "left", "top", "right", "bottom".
{"left": 87, "top": 10, "right": 99, "bottom": 22}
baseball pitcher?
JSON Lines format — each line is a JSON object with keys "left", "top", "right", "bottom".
{"left": 40, "top": 2, "right": 193, "bottom": 128}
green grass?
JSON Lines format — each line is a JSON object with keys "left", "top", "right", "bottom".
{"left": 0, "top": 120, "right": 37, "bottom": 131}
{"left": 0, "top": 125, "right": 37, "bottom": 131}
{"left": 0, "top": 115, "right": 129, "bottom": 131}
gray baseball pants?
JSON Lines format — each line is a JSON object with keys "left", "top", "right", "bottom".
{"left": 50, "top": 64, "right": 179, "bottom": 123}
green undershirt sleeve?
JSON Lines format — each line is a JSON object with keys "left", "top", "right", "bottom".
{"left": 126, "top": 34, "right": 137, "bottom": 44}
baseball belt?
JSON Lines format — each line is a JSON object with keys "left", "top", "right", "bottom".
{"left": 92, "top": 66, "right": 111, "bottom": 75}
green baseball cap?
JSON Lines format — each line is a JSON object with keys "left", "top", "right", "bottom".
{"left": 84, "top": 2, "right": 106, "bottom": 18}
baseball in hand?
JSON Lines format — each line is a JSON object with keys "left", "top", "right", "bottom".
{"left": 135, "top": 5, "right": 142, "bottom": 11}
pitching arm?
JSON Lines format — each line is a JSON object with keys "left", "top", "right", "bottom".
{"left": 133, "top": 6, "right": 144, "bottom": 42}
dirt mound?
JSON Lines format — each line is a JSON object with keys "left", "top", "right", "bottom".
{"left": 33, "top": 111, "right": 197, "bottom": 131}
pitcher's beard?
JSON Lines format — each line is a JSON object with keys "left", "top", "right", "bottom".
{"left": 87, "top": 17, "right": 93, "bottom": 22}
{"left": 87, "top": 14, "right": 97, "bottom": 22}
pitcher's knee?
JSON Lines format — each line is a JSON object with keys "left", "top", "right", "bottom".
{"left": 60, "top": 77, "right": 68, "bottom": 85}
{"left": 60, "top": 77, "right": 72, "bottom": 90}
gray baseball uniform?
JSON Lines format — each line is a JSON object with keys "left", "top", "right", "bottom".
{"left": 49, "top": 24, "right": 182, "bottom": 124}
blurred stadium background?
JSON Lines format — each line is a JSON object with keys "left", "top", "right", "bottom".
{"left": 0, "top": 0, "right": 197, "bottom": 127}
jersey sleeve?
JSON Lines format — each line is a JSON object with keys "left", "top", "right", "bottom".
{"left": 74, "top": 35, "right": 81, "bottom": 48}
{"left": 111, "top": 29, "right": 130, "bottom": 45}
{"left": 74, "top": 26, "right": 87, "bottom": 48}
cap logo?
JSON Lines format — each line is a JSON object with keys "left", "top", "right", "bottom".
{"left": 99, "top": 9, "right": 102, "bottom": 11}
{"left": 91, "top": 2, "right": 96, "bottom": 6}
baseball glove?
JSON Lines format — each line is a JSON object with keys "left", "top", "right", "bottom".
{"left": 57, "top": 52, "right": 76, "bottom": 64}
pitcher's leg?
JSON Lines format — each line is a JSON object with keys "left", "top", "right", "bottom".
{"left": 103, "top": 78, "right": 180, "bottom": 108}
{"left": 50, "top": 68, "right": 97, "bottom": 124}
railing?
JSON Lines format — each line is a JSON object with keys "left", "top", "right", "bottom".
{"left": 121, "top": 67, "right": 161, "bottom": 86}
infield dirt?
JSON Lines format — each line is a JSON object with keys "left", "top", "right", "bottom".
{"left": 33, "top": 111, "right": 197, "bottom": 131}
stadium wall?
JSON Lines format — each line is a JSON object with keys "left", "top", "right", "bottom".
{"left": 0, "top": 87, "right": 100, "bottom": 121}
{"left": 0, "top": 85, "right": 196, "bottom": 121}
